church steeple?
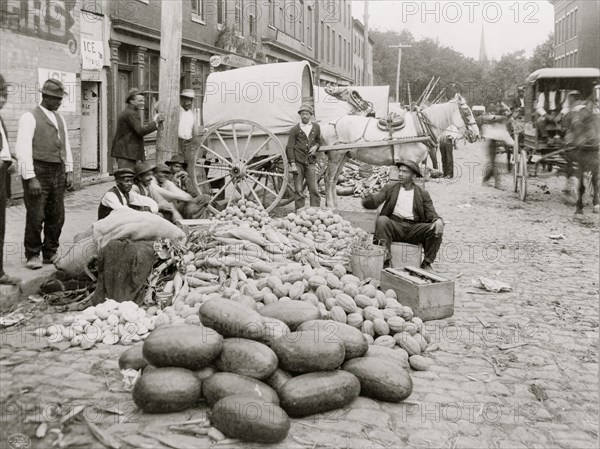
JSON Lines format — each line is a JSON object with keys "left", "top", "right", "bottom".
{"left": 479, "top": 25, "right": 488, "bottom": 62}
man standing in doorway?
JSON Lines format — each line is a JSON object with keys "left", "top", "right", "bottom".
{"left": 15, "top": 79, "right": 73, "bottom": 269}
{"left": 286, "top": 104, "right": 321, "bottom": 211}
{"left": 111, "top": 90, "right": 165, "bottom": 169}
{"left": 178, "top": 89, "right": 197, "bottom": 174}
{"left": 0, "top": 74, "right": 21, "bottom": 284}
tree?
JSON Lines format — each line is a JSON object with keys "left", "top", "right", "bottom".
{"left": 530, "top": 33, "right": 555, "bottom": 72}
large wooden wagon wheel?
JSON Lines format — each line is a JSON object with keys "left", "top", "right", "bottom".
{"left": 191, "top": 119, "right": 288, "bottom": 214}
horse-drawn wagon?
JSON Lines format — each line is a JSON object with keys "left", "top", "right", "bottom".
{"left": 192, "top": 61, "right": 480, "bottom": 212}
{"left": 512, "top": 67, "right": 600, "bottom": 202}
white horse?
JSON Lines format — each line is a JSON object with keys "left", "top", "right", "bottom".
{"left": 320, "top": 94, "right": 480, "bottom": 208}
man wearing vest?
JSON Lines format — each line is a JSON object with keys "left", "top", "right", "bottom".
{"left": 286, "top": 104, "right": 321, "bottom": 211}
{"left": 0, "top": 74, "right": 21, "bottom": 284}
{"left": 362, "top": 160, "right": 444, "bottom": 272}
{"left": 98, "top": 168, "right": 159, "bottom": 220}
{"left": 111, "top": 90, "right": 165, "bottom": 169}
{"left": 15, "top": 79, "right": 73, "bottom": 270}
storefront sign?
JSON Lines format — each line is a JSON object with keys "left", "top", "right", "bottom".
{"left": 38, "top": 68, "right": 77, "bottom": 113}
{"left": 221, "top": 54, "right": 255, "bottom": 68}
{"left": 81, "top": 38, "right": 104, "bottom": 70}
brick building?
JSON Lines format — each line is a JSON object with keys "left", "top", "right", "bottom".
{"left": 352, "top": 19, "right": 374, "bottom": 86}
{"left": 550, "top": 0, "right": 600, "bottom": 69}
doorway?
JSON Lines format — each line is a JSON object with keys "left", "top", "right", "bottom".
{"left": 81, "top": 82, "right": 100, "bottom": 174}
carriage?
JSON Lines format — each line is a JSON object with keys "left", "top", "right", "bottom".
{"left": 192, "top": 61, "right": 478, "bottom": 213}
{"left": 512, "top": 68, "right": 600, "bottom": 201}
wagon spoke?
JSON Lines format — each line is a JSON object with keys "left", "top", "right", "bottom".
{"left": 195, "top": 162, "right": 226, "bottom": 170}
{"left": 244, "top": 137, "right": 273, "bottom": 162}
{"left": 244, "top": 178, "right": 264, "bottom": 208}
{"left": 211, "top": 177, "right": 234, "bottom": 203}
{"left": 247, "top": 174, "right": 278, "bottom": 198}
{"left": 201, "top": 144, "right": 234, "bottom": 167}
{"left": 242, "top": 126, "right": 255, "bottom": 160}
{"left": 231, "top": 123, "right": 240, "bottom": 160}
{"left": 247, "top": 153, "right": 281, "bottom": 169}
{"left": 196, "top": 173, "right": 229, "bottom": 187}
{"left": 214, "top": 130, "right": 238, "bottom": 163}
{"left": 247, "top": 169, "right": 285, "bottom": 178}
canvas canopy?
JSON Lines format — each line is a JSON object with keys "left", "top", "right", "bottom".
{"left": 314, "top": 85, "right": 390, "bottom": 123}
{"left": 203, "top": 61, "right": 314, "bottom": 134}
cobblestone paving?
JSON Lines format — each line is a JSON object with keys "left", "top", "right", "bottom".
{"left": 1, "top": 142, "right": 598, "bottom": 449}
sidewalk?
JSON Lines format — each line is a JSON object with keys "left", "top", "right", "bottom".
{"left": 3, "top": 180, "right": 111, "bottom": 301}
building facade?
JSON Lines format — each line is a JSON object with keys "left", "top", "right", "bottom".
{"left": 352, "top": 19, "right": 374, "bottom": 86}
{"left": 550, "top": 0, "right": 600, "bottom": 69}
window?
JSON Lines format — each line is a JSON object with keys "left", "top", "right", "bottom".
{"left": 326, "top": 25, "right": 330, "bottom": 62}
{"left": 235, "top": 1, "right": 243, "bottom": 34}
{"left": 278, "top": 1, "right": 284, "bottom": 29}
{"left": 566, "top": 13, "right": 570, "bottom": 41}
{"left": 573, "top": 8, "right": 577, "bottom": 37}
{"left": 574, "top": 50, "right": 578, "bottom": 67}
{"left": 320, "top": 21, "right": 325, "bottom": 60}
{"left": 338, "top": 34, "right": 342, "bottom": 67}
{"left": 268, "top": 0, "right": 275, "bottom": 26}
{"left": 347, "top": 41, "right": 350, "bottom": 70}
{"left": 217, "top": 0, "right": 225, "bottom": 25}
{"left": 191, "top": 0, "right": 204, "bottom": 22}
{"left": 299, "top": 0, "right": 304, "bottom": 42}
{"left": 332, "top": 29, "right": 335, "bottom": 65}
{"left": 249, "top": 0, "right": 257, "bottom": 36}
{"left": 307, "top": 7, "right": 313, "bottom": 47}
{"left": 143, "top": 53, "right": 160, "bottom": 124}
{"left": 348, "top": 4, "right": 351, "bottom": 29}
{"left": 343, "top": 38, "right": 346, "bottom": 71}
{"left": 342, "top": 0, "right": 346, "bottom": 27}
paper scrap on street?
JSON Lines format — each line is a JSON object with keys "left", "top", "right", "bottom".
{"left": 472, "top": 276, "right": 512, "bottom": 293}
{"left": 549, "top": 234, "right": 566, "bottom": 240}
{"left": 0, "top": 313, "right": 26, "bottom": 328}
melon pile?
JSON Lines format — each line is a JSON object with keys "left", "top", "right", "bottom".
{"left": 125, "top": 295, "right": 425, "bottom": 444}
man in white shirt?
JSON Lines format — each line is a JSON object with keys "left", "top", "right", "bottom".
{"left": 15, "top": 79, "right": 74, "bottom": 269}
{"left": 362, "top": 160, "right": 444, "bottom": 272}
{"left": 536, "top": 82, "right": 562, "bottom": 139}
{"left": 0, "top": 74, "right": 21, "bottom": 284}
{"left": 178, "top": 89, "right": 198, "bottom": 175}
{"left": 98, "top": 168, "right": 158, "bottom": 220}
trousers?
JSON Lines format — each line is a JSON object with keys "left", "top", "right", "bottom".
{"left": 374, "top": 216, "right": 442, "bottom": 265}
{"left": 293, "top": 162, "right": 320, "bottom": 210}
{"left": 22, "top": 161, "right": 66, "bottom": 260}
{"left": 428, "top": 145, "right": 439, "bottom": 170}
{"left": 440, "top": 139, "right": 454, "bottom": 177}
{"left": 0, "top": 164, "right": 7, "bottom": 276}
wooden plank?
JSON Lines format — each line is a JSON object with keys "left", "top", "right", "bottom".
{"left": 384, "top": 268, "right": 428, "bottom": 285}
{"left": 404, "top": 266, "right": 449, "bottom": 283}
{"left": 318, "top": 136, "right": 432, "bottom": 153}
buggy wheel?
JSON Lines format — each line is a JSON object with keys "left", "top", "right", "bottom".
{"left": 191, "top": 119, "right": 288, "bottom": 214}
{"left": 516, "top": 148, "right": 528, "bottom": 201}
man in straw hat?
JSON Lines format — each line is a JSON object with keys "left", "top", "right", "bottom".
{"left": 361, "top": 160, "right": 444, "bottom": 272}
{"left": 286, "top": 103, "right": 322, "bottom": 211}
{"left": 131, "top": 161, "right": 183, "bottom": 222}
{"left": 0, "top": 74, "right": 21, "bottom": 284}
{"left": 111, "top": 88, "right": 165, "bottom": 169}
{"left": 97, "top": 168, "right": 159, "bottom": 220}
{"left": 178, "top": 89, "right": 198, "bottom": 173}
{"left": 15, "top": 78, "right": 74, "bottom": 269}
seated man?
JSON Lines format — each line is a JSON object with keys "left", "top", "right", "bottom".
{"left": 132, "top": 161, "right": 184, "bottom": 222}
{"left": 511, "top": 86, "right": 525, "bottom": 119}
{"left": 555, "top": 90, "right": 583, "bottom": 129}
{"left": 166, "top": 156, "right": 199, "bottom": 196}
{"left": 362, "top": 161, "right": 444, "bottom": 272}
{"left": 153, "top": 163, "right": 211, "bottom": 219}
{"left": 98, "top": 168, "right": 158, "bottom": 220}
{"left": 536, "top": 82, "right": 562, "bottom": 139}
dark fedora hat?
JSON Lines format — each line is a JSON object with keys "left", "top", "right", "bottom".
{"left": 396, "top": 160, "right": 423, "bottom": 178}
{"left": 113, "top": 168, "right": 135, "bottom": 179}
{"left": 125, "top": 88, "right": 143, "bottom": 103}
{"left": 40, "top": 79, "right": 67, "bottom": 98}
{"left": 134, "top": 161, "right": 156, "bottom": 177}
{"left": 165, "top": 156, "right": 188, "bottom": 169}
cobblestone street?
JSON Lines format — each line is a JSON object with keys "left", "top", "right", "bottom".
{"left": 1, "top": 141, "right": 598, "bottom": 449}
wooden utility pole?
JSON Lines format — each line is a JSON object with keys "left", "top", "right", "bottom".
{"left": 363, "top": 1, "right": 369, "bottom": 85}
{"left": 389, "top": 43, "right": 411, "bottom": 103}
{"left": 407, "top": 83, "right": 412, "bottom": 107}
{"left": 156, "top": 0, "right": 183, "bottom": 164}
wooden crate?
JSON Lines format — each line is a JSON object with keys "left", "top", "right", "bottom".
{"left": 338, "top": 210, "right": 378, "bottom": 234}
{"left": 380, "top": 267, "right": 455, "bottom": 321}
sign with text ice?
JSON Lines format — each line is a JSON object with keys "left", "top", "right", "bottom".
{"left": 81, "top": 38, "right": 104, "bottom": 70}
{"left": 38, "top": 68, "right": 77, "bottom": 113}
